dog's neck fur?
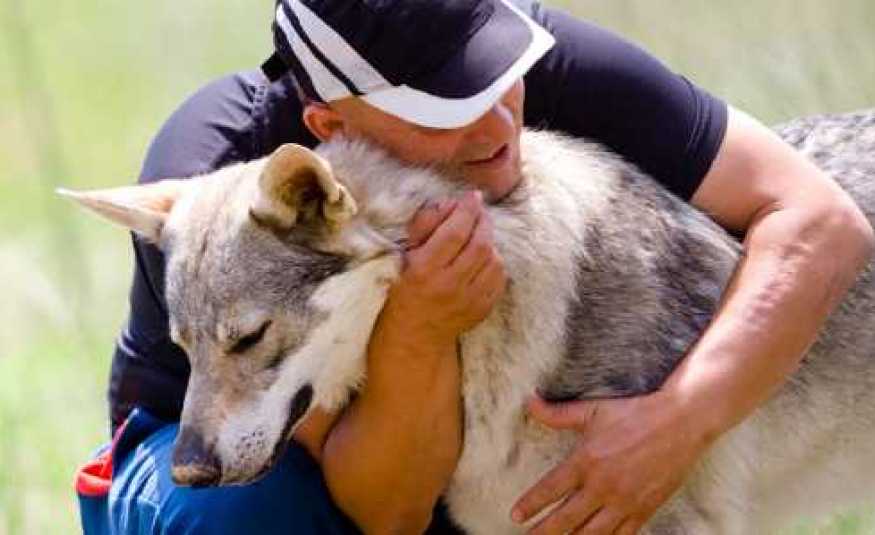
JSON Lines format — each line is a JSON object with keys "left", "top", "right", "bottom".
{"left": 311, "top": 130, "right": 611, "bottom": 472}
{"left": 311, "top": 132, "right": 608, "bottom": 264}
{"left": 312, "top": 137, "right": 467, "bottom": 258}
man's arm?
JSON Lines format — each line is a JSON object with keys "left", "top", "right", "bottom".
{"left": 295, "top": 192, "right": 506, "bottom": 534}
{"left": 672, "top": 106, "right": 874, "bottom": 432}
{"left": 511, "top": 106, "right": 874, "bottom": 534}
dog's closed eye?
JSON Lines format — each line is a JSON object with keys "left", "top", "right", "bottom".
{"left": 230, "top": 321, "right": 272, "bottom": 354}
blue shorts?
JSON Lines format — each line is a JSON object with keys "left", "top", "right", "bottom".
{"left": 77, "top": 408, "right": 360, "bottom": 534}
{"left": 76, "top": 408, "right": 462, "bottom": 534}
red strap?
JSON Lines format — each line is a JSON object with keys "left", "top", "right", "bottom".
{"left": 74, "top": 453, "right": 113, "bottom": 497}
{"left": 74, "top": 419, "right": 129, "bottom": 498}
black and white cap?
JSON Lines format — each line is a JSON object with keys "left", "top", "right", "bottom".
{"left": 263, "top": 0, "right": 555, "bottom": 129}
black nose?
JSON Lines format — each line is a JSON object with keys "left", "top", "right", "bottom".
{"left": 171, "top": 427, "right": 221, "bottom": 487}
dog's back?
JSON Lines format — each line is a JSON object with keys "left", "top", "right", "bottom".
{"left": 443, "top": 115, "right": 875, "bottom": 534}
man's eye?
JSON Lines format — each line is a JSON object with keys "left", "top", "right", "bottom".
{"left": 230, "top": 321, "right": 272, "bottom": 354}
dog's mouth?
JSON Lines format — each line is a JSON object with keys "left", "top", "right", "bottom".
{"left": 285, "top": 384, "right": 315, "bottom": 436}
{"left": 237, "top": 384, "right": 315, "bottom": 484}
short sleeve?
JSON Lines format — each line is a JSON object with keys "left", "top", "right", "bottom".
{"left": 523, "top": 4, "right": 728, "bottom": 201}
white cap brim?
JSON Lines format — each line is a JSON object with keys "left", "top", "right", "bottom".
{"left": 360, "top": 2, "right": 555, "bottom": 129}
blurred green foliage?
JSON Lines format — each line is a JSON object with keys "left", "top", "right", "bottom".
{"left": 0, "top": 0, "right": 872, "bottom": 533}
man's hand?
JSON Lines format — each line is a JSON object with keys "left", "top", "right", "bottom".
{"left": 383, "top": 189, "right": 507, "bottom": 348}
{"left": 511, "top": 393, "right": 710, "bottom": 535}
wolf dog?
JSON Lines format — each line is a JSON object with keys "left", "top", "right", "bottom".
{"left": 63, "top": 110, "right": 875, "bottom": 533}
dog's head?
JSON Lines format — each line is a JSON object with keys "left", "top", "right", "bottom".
{"left": 61, "top": 140, "right": 438, "bottom": 485}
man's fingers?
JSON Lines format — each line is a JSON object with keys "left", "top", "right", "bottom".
{"left": 469, "top": 256, "right": 506, "bottom": 297}
{"left": 453, "top": 212, "right": 497, "bottom": 283}
{"left": 528, "top": 492, "right": 600, "bottom": 535}
{"left": 574, "top": 508, "right": 625, "bottom": 535}
{"left": 407, "top": 198, "right": 457, "bottom": 248}
{"left": 414, "top": 190, "right": 483, "bottom": 267}
{"left": 613, "top": 518, "right": 642, "bottom": 535}
{"left": 459, "top": 256, "right": 506, "bottom": 320}
{"left": 512, "top": 460, "right": 580, "bottom": 524}
{"left": 526, "top": 395, "right": 598, "bottom": 432}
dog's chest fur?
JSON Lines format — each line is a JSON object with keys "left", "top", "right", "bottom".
{"left": 444, "top": 135, "right": 618, "bottom": 533}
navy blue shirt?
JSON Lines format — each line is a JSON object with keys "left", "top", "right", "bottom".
{"left": 108, "top": 2, "right": 727, "bottom": 432}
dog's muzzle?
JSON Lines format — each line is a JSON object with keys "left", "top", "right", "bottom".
{"left": 286, "top": 384, "right": 314, "bottom": 432}
{"left": 259, "top": 384, "right": 315, "bottom": 479}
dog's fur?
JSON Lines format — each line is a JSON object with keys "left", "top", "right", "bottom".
{"left": 64, "top": 110, "right": 875, "bottom": 533}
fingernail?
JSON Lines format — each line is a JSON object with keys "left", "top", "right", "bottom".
{"left": 511, "top": 508, "right": 524, "bottom": 523}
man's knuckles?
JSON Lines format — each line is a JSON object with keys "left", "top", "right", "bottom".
{"left": 408, "top": 205, "right": 446, "bottom": 244}
{"left": 401, "top": 271, "right": 473, "bottom": 306}
{"left": 399, "top": 263, "right": 432, "bottom": 289}
{"left": 442, "top": 222, "right": 476, "bottom": 249}
{"left": 469, "top": 237, "right": 493, "bottom": 259}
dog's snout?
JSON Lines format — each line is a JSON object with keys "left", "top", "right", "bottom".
{"left": 171, "top": 427, "right": 221, "bottom": 487}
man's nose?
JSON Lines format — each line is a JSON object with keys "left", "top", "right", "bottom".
{"left": 171, "top": 426, "right": 221, "bottom": 486}
{"left": 464, "top": 99, "right": 516, "bottom": 145}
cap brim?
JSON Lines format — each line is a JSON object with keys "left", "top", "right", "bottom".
{"left": 360, "top": 0, "right": 555, "bottom": 129}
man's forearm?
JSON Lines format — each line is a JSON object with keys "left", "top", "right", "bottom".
{"left": 321, "top": 306, "right": 463, "bottom": 534}
{"left": 665, "top": 198, "right": 873, "bottom": 441}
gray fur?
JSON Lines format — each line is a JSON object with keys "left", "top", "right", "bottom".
{"left": 542, "top": 160, "right": 740, "bottom": 401}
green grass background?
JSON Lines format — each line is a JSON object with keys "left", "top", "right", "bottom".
{"left": 0, "top": 0, "right": 872, "bottom": 533}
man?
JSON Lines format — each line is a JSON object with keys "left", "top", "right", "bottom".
{"left": 85, "top": 0, "right": 873, "bottom": 533}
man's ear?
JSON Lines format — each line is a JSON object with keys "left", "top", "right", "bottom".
{"left": 57, "top": 179, "right": 190, "bottom": 243}
{"left": 250, "top": 144, "right": 357, "bottom": 232}
{"left": 302, "top": 102, "right": 346, "bottom": 142}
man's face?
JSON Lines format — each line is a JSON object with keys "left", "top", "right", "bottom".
{"left": 315, "top": 79, "right": 525, "bottom": 202}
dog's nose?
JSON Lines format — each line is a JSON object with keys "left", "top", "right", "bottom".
{"left": 171, "top": 427, "right": 221, "bottom": 487}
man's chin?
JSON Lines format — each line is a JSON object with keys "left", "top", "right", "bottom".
{"left": 474, "top": 172, "right": 524, "bottom": 203}
{"left": 462, "top": 151, "right": 522, "bottom": 202}
{"left": 491, "top": 173, "right": 525, "bottom": 203}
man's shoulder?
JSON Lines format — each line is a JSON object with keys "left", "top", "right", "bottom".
{"left": 521, "top": 2, "right": 647, "bottom": 126}
{"left": 520, "top": 2, "right": 728, "bottom": 202}
{"left": 139, "top": 70, "right": 315, "bottom": 183}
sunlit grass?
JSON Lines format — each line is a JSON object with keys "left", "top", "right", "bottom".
{"left": 1, "top": 0, "right": 872, "bottom": 532}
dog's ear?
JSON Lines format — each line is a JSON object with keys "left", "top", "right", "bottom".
{"left": 251, "top": 144, "right": 357, "bottom": 232}
{"left": 57, "top": 179, "right": 190, "bottom": 243}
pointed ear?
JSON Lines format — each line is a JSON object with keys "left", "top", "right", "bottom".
{"left": 57, "top": 179, "right": 190, "bottom": 243}
{"left": 250, "top": 144, "right": 357, "bottom": 232}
